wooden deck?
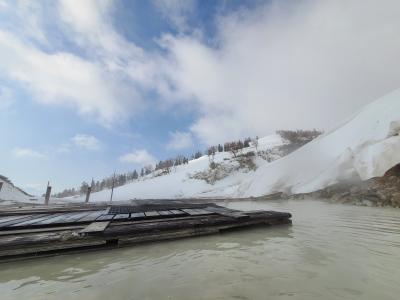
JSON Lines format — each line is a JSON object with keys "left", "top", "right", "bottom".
{"left": 0, "top": 200, "right": 291, "bottom": 262}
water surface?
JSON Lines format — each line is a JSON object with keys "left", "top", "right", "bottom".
{"left": 0, "top": 199, "right": 399, "bottom": 300}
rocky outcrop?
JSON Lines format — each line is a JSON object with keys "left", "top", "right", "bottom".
{"left": 289, "top": 164, "right": 400, "bottom": 207}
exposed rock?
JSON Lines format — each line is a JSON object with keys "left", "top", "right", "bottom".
{"left": 289, "top": 163, "right": 400, "bottom": 208}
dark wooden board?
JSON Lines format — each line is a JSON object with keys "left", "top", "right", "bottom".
{"left": 114, "top": 214, "right": 130, "bottom": 220}
{"left": 10, "top": 214, "right": 62, "bottom": 227}
{"left": 0, "top": 215, "right": 47, "bottom": 228}
{"left": 61, "top": 212, "right": 93, "bottom": 223}
{"left": 96, "top": 214, "right": 115, "bottom": 221}
{"left": 79, "top": 210, "right": 107, "bottom": 222}
{"left": 33, "top": 212, "right": 79, "bottom": 225}
{"left": 0, "top": 215, "right": 30, "bottom": 224}
{"left": 204, "top": 206, "right": 249, "bottom": 219}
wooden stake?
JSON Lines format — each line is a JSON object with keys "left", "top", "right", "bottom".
{"left": 85, "top": 186, "right": 91, "bottom": 203}
{"left": 44, "top": 183, "right": 52, "bottom": 205}
{"left": 110, "top": 172, "right": 115, "bottom": 202}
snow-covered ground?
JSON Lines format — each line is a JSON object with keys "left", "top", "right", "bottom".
{"left": 3, "top": 89, "right": 400, "bottom": 204}
{"left": 247, "top": 88, "right": 400, "bottom": 196}
{"left": 66, "top": 134, "right": 287, "bottom": 202}
{"left": 0, "top": 178, "right": 32, "bottom": 204}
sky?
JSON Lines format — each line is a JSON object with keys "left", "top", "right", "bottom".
{"left": 1, "top": 0, "right": 400, "bottom": 194}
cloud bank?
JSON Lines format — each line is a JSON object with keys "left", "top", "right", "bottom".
{"left": 1, "top": 0, "right": 400, "bottom": 146}
{"left": 159, "top": 0, "right": 400, "bottom": 144}
{"left": 119, "top": 149, "right": 156, "bottom": 166}
{"left": 71, "top": 134, "right": 101, "bottom": 150}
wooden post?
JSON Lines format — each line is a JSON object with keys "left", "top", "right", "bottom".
{"left": 44, "top": 182, "right": 52, "bottom": 205}
{"left": 110, "top": 172, "right": 115, "bottom": 202}
{"left": 85, "top": 186, "right": 91, "bottom": 203}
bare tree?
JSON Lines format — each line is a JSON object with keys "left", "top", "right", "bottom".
{"left": 252, "top": 136, "right": 259, "bottom": 152}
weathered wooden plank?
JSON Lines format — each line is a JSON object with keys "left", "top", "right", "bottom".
{"left": 10, "top": 214, "right": 61, "bottom": 227}
{"left": 169, "top": 210, "right": 185, "bottom": 215}
{"left": 118, "top": 227, "right": 219, "bottom": 245}
{"left": 190, "top": 209, "right": 213, "bottom": 215}
{"left": 96, "top": 214, "right": 115, "bottom": 221}
{"left": 204, "top": 206, "right": 249, "bottom": 219}
{"left": 157, "top": 210, "right": 174, "bottom": 216}
{"left": 0, "top": 239, "right": 106, "bottom": 258}
{"left": 34, "top": 212, "right": 79, "bottom": 225}
{"left": 181, "top": 209, "right": 212, "bottom": 216}
{"left": 103, "top": 213, "right": 263, "bottom": 237}
{"left": 0, "top": 214, "right": 47, "bottom": 228}
{"left": 144, "top": 211, "right": 160, "bottom": 217}
{"left": 130, "top": 212, "right": 145, "bottom": 219}
{"left": 80, "top": 221, "right": 110, "bottom": 234}
{"left": 0, "top": 204, "right": 108, "bottom": 216}
{"left": 0, "top": 215, "right": 29, "bottom": 224}
{"left": 61, "top": 212, "right": 93, "bottom": 223}
{"left": 0, "top": 225, "right": 85, "bottom": 236}
{"left": 113, "top": 214, "right": 130, "bottom": 220}
{"left": 79, "top": 210, "right": 107, "bottom": 222}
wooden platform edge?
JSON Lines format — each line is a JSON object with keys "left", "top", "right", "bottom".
{"left": 0, "top": 211, "right": 291, "bottom": 263}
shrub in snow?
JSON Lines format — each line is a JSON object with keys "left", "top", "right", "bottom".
{"left": 276, "top": 129, "right": 322, "bottom": 146}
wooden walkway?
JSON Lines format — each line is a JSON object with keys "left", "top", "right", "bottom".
{"left": 0, "top": 200, "right": 291, "bottom": 262}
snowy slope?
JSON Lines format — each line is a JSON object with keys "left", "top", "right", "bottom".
{"left": 70, "top": 135, "right": 286, "bottom": 202}
{"left": 83, "top": 88, "right": 400, "bottom": 201}
{"left": 66, "top": 89, "right": 400, "bottom": 202}
{"left": 7, "top": 89, "right": 400, "bottom": 204}
{"left": 246, "top": 88, "right": 400, "bottom": 196}
{"left": 0, "top": 177, "right": 31, "bottom": 203}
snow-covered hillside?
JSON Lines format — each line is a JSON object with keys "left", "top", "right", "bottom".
{"left": 77, "top": 88, "right": 400, "bottom": 202}
{"left": 69, "top": 134, "right": 287, "bottom": 202}
{"left": 0, "top": 176, "right": 31, "bottom": 204}
{"left": 5, "top": 89, "right": 400, "bottom": 204}
{"left": 246, "top": 88, "right": 400, "bottom": 196}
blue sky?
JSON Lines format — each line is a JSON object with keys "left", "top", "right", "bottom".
{"left": 1, "top": 0, "right": 400, "bottom": 194}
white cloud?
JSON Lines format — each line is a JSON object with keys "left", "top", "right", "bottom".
{"left": 152, "top": 0, "right": 196, "bottom": 31}
{"left": 158, "top": 0, "right": 400, "bottom": 144}
{"left": 2, "top": 0, "right": 400, "bottom": 147}
{"left": 0, "top": 29, "right": 140, "bottom": 124}
{"left": 0, "top": 0, "right": 149, "bottom": 125}
{"left": 119, "top": 149, "right": 156, "bottom": 166}
{"left": 167, "top": 131, "right": 193, "bottom": 150}
{"left": 13, "top": 147, "right": 46, "bottom": 159}
{"left": 71, "top": 134, "right": 101, "bottom": 150}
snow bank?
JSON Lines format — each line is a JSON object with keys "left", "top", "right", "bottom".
{"left": 246, "top": 88, "right": 400, "bottom": 196}
{"left": 0, "top": 178, "right": 31, "bottom": 203}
